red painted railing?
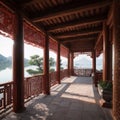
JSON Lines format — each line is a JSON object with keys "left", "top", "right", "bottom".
{"left": 0, "top": 70, "right": 69, "bottom": 113}
{"left": 60, "top": 69, "right": 68, "bottom": 80}
{"left": 24, "top": 74, "right": 44, "bottom": 99}
{"left": 49, "top": 69, "right": 69, "bottom": 86}
{"left": 0, "top": 69, "right": 96, "bottom": 112}
{"left": 0, "top": 82, "right": 13, "bottom": 110}
{"left": 74, "top": 69, "right": 92, "bottom": 77}
{"left": 49, "top": 71, "right": 57, "bottom": 87}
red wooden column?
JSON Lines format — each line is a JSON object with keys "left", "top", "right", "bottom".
{"left": 13, "top": 12, "right": 25, "bottom": 113}
{"left": 113, "top": 1, "right": 120, "bottom": 119}
{"left": 56, "top": 42, "right": 60, "bottom": 84}
{"left": 70, "top": 52, "right": 74, "bottom": 76}
{"left": 43, "top": 33, "right": 50, "bottom": 95}
{"left": 68, "top": 49, "right": 70, "bottom": 77}
{"left": 92, "top": 50, "right": 96, "bottom": 86}
{"left": 103, "top": 22, "right": 109, "bottom": 81}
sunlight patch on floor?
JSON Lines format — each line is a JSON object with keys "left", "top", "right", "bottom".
{"left": 62, "top": 76, "right": 77, "bottom": 83}
{"left": 61, "top": 78, "right": 96, "bottom": 103}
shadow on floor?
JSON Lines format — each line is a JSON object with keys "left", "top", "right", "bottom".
{"left": 1, "top": 76, "right": 113, "bottom": 120}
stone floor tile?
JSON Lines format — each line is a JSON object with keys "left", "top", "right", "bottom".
{"left": 1, "top": 77, "right": 113, "bottom": 120}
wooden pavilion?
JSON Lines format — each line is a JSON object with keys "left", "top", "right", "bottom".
{"left": 0, "top": 0, "right": 120, "bottom": 120}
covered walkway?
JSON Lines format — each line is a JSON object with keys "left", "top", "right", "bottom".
{"left": 2, "top": 77, "right": 113, "bottom": 120}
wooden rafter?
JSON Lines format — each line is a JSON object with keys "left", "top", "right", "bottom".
{"left": 0, "top": 0, "right": 111, "bottom": 54}
{"left": 59, "top": 34, "right": 98, "bottom": 41}
{"left": 47, "top": 15, "right": 106, "bottom": 32}
{"left": 32, "top": 0, "right": 112, "bottom": 22}
{"left": 54, "top": 27, "right": 102, "bottom": 39}
{"left": 62, "top": 37, "right": 95, "bottom": 43}
{"left": 21, "top": 0, "right": 42, "bottom": 6}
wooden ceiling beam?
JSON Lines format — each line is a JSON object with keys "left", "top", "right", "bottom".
{"left": 21, "top": 0, "right": 40, "bottom": 6}
{"left": 94, "top": 32, "right": 103, "bottom": 49}
{"left": 72, "top": 49, "right": 93, "bottom": 52}
{"left": 54, "top": 27, "right": 102, "bottom": 39}
{"left": 69, "top": 41, "right": 94, "bottom": 52}
{"left": 70, "top": 47, "right": 93, "bottom": 52}
{"left": 47, "top": 15, "right": 106, "bottom": 32}
{"left": 61, "top": 37, "right": 96, "bottom": 43}
{"left": 32, "top": 0, "right": 112, "bottom": 22}
{"left": 59, "top": 34, "right": 98, "bottom": 41}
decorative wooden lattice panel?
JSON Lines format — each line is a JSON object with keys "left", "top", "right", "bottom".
{"left": 24, "top": 21, "right": 45, "bottom": 48}
{"left": 49, "top": 38, "right": 58, "bottom": 53}
{"left": 0, "top": 2, "right": 16, "bottom": 39}
{"left": 61, "top": 45, "right": 68, "bottom": 58}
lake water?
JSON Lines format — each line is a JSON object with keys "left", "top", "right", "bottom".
{"left": 0, "top": 66, "right": 40, "bottom": 99}
{"left": 0, "top": 66, "right": 37, "bottom": 84}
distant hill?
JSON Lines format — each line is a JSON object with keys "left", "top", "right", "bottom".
{"left": 0, "top": 54, "right": 11, "bottom": 70}
{"left": 0, "top": 54, "right": 29, "bottom": 70}
{"left": 74, "top": 57, "right": 102, "bottom": 70}
{"left": 75, "top": 57, "right": 92, "bottom": 68}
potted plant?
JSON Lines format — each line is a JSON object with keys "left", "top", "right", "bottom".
{"left": 97, "top": 80, "right": 108, "bottom": 95}
{"left": 98, "top": 80, "right": 113, "bottom": 108}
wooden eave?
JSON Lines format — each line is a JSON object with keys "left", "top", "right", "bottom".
{"left": 1, "top": 0, "right": 112, "bottom": 53}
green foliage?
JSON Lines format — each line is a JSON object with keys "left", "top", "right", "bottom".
{"left": 29, "top": 55, "right": 43, "bottom": 68}
{"left": 60, "top": 59, "right": 64, "bottom": 70}
{"left": 27, "top": 55, "right": 56, "bottom": 75}
{"left": 27, "top": 55, "right": 43, "bottom": 75}
{"left": 49, "top": 57, "right": 55, "bottom": 67}
{"left": 99, "top": 80, "right": 108, "bottom": 89}
{"left": 98, "top": 80, "right": 113, "bottom": 91}
{"left": 26, "top": 69, "right": 42, "bottom": 75}
{"left": 49, "top": 68, "right": 55, "bottom": 72}
{"left": 104, "top": 82, "right": 113, "bottom": 91}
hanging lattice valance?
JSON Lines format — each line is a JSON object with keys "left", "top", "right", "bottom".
{"left": 49, "top": 38, "right": 58, "bottom": 53}
{"left": 24, "top": 21, "right": 45, "bottom": 48}
{"left": 0, "top": 3, "right": 16, "bottom": 39}
{"left": 61, "top": 45, "right": 69, "bottom": 58}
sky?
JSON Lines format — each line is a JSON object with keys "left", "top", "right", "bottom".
{"left": 0, "top": 35, "right": 66, "bottom": 62}
{"left": 74, "top": 54, "right": 92, "bottom": 61}
{"left": 0, "top": 35, "right": 44, "bottom": 59}
{"left": 0, "top": 34, "right": 102, "bottom": 69}
{"left": 0, "top": 35, "right": 13, "bottom": 57}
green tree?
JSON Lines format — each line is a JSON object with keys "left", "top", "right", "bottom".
{"left": 60, "top": 59, "right": 64, "bottom": 70}
{"left": 27, "top": 55, "right": 56, "bottom": 75}
{"left": 27, "top": 55, "right": 43, "bottom": 75}
{"left": 49, "top": 57, "right": 55, "bottom": 72}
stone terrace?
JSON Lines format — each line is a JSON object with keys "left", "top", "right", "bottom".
{"left": 1, "top": 77, "right": 113, "bottom": 120}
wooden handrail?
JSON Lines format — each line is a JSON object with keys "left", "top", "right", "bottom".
{"left": 0, "top": 70, "right": 69, "bottom": 113}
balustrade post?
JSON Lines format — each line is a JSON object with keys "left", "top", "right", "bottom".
{"left": 43, "top": 32, "right": 50, "bottom": 95}
{"left": 113, "top": 1, "right": 120, "bottom": 119}
{"left": 56, "top": 42, "right": 60, "bottom": 84}
{"left": 13, "top": 12, "right": 25, "bottom": 112}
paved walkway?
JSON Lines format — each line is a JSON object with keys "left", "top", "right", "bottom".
{"left": 2, "top": 77, "right": 113, "bottom": 120}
